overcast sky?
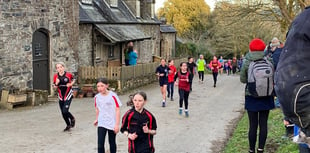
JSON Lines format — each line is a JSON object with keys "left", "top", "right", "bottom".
{"left": 155, "top": 0, "right": 216, "bottom": 12}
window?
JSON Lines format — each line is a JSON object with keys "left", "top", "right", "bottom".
{"left": 110, "top": 0, "right": 118, "bottom": 7}
{"left": 108, "top": 46, "right": 114, "bottom": 58}
{"left": 81, "top": 0, "right": 92, "bottom": 5}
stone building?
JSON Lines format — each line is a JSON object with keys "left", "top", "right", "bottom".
{"left": 0, "top": 0, "right": 79, "bottom": 94}
{"left": 79, "top": 0, "right": 162, "bottom": 67}
{"left": 160, "top": 24, "right": 177, "bottom": 59}
{"left": 0, "top": 0, "right": 176, "bottom": 95}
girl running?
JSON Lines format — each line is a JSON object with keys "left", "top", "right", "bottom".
{"left": 167, "top": 59, "right": 177, "bottom": 101}
{"left": 209, "top": 56, "right": 221, "bottom": 88}
{"left": 155, "top": 59, "right": 170, "bottom": 107}
{"left": 175, "top": 62, "right": 193, "bottom": 117}
{"left": 53, "top": 62, "right": 76, "bottom": 132}
{"left": 93, "top": 78, "right": 122, "bottom": 153}
{"left": 121, "top": 92, "right": 157, "bottom": 153}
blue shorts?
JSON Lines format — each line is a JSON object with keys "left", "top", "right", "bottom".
{"left": 159, "top": 79, "right": 168, "bottom": 87}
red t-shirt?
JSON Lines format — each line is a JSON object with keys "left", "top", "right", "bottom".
{"left": 168, "top": 65, "right": 177, "bottom": 83}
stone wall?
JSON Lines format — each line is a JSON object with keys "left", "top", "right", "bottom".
{"left": 137, "top": 24, "right": 161, "bottom": 63}
{"left": 0, "top": 0, "right": 79, "bottom": 91}
{"left": 161, "top": 33, "right": 176, "bottom": 59}
{"left": 78, "top": 24, "right": 93, "bottom": 66}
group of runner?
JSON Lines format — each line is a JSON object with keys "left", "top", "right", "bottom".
{"left": 52, "top": 54, "right": 238, "bottom": 153}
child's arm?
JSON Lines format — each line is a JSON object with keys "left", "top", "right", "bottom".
{"left": 94, "top": 107, "right": 99, "bottom": 126}
{"left": 114, "top": 107, "right": 120, "bottom": 134}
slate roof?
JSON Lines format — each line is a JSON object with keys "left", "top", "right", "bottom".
{"left": 79, "top": 0, "right": 159, "bottom": 24}
{"left": 95, "top": 24, "right": 151, "bottom": 43}
{"left": 160, "top": 25, "right": 177, "bottom": 33}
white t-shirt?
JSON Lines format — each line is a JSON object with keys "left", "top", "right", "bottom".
{"left": 94, "top": 91, "right": 122, "bottom": 130}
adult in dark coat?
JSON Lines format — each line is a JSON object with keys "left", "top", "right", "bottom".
{"left": 275, "top": 6, "right": 310, "bottom": 153}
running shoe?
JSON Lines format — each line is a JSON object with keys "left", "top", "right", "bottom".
{"left": 63, "top": 126, "right": 71, "bottom": 132}
{"left": 171, "top": 97, "right": 174, "bottom": 101}
{"left": 71, "top": 119, "right": 75, "bottom": 128}
{"left": 185, "top": 111, "right": 189, "bottom": 117}
{"left": 162, "top": 101, "right": 166, "bottom": 107}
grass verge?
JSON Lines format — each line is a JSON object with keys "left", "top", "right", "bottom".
{"left": 223, "top": 108, "right": 299, "bottom": 153}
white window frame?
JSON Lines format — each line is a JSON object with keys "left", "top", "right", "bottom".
{"left": 136, "top": 0, "right": 140, "bottom": 18}
{"left": 81, "top": 0, "right": 92, "bottom": 5}
{"left": 110, "top": 0, "right": 118, "bottom": 7}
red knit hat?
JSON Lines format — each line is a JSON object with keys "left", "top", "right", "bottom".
{"left": 249, "top": 38, "right": 266, "bottom": 52}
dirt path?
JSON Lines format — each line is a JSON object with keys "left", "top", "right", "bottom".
{"left": 0, "top": 74, "right": 245, "bottom": 153}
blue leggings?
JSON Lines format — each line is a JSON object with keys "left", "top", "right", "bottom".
{"left": 167, "top": 82, "right": 174, "bottom": 98}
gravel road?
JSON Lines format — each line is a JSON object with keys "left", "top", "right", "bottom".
{"left": 0, "top": 74, "right": 244, "bottom": 153}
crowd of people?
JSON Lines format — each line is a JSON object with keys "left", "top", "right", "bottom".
{"left": 51, "top": 7, "right": 310, "bottom": 153}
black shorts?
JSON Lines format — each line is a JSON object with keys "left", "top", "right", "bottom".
{"left": 159, "top": 78, "right": 168, "bottom": 87}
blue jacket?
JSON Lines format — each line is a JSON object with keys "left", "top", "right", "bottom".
{"left": 271, "top": 47, "right": 282, "bottom": 70}
{"left": 128, "top": 51, "right": 138, "bottom": 65}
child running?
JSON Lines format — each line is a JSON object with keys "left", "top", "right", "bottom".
{"left": 53, "top": 62, "right": 76, "bottom": 132}
{"left": 209, "top": 56, "right": 222, "bottom": 88}
{"left": 121, "top": 92, "right": 157, "bottom": 153}
{"left": 167, "top": 59, "right": 177, "bottom": 101}
{"left": 155, "top": 59, "right": 170, "bottom": 107}
{"left": 175, "top": 62, "right": 193, "bottom": 117}
{"left": 196, "top": 54, "right": 206, "bottom": 83}
{"left": 93, "top": 78, "right": 122, "bottom": 153}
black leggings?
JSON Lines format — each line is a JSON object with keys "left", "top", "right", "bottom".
{"left": 98, "top": 127, "right": 116, "bottom": 153}
{"left": 59, "top": 99, "right": 74, "bottom": 126}
{"left": 212, "top": 72, "right": 218, "bottom": 85}
{"left": 247, "top": 110, "right": 270, "bottom": 151}
{"left": 179, "top": 89, "right": 189, "bottom": 110}
{"left": 198, "top": 71, "right": 204, "bottom": 81}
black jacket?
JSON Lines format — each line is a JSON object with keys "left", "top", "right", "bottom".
{"left": 275, "top": 7, "right": 310, "bottom": 131}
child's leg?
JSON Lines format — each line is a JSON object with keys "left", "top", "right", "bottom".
{"left": 167, "top": 83, "right": 171, "bottom": 98}
{"left": 108, "top": 129, "right": 117, "bottom": 153}
{"left": 98, "top": 127, "right": 107, "bottom": 153}
{"left": 162, "top": 84, "right": 167, "bottom": 101}
{"left": 179, "top": 89, "right": 184, "bottom": 108}
{"left": 171, "top": 82, "right": 174, "bottom": 99}
{"left": 184, "top": 91, "right": 190, "bottom": 110}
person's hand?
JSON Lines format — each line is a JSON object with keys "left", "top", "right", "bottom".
{"left": 143, "top": 124, "right": 149, "bottom": 133}
{"left": 66, "top": 83, "right": 72, "bottom": 87}
{"left": 283, "top": 120, "right": 290, "bottom": 126}
{"left": 93, "top": 120, "right": 98, "bottom": 126}
{"left": 160, "top": 74, "right": 164, "bottom": 76}
{"left": 114, "top": 125, "right": 119, "bottom": 134}
{"left": 186, "top": 79, "right": 189, "bottom": 82}
{"left": 128, "top": 132, "right": 138, "bottom": 140}
{"left": 175, "top": 82, "right": 178, "bottom": 86}
{"left": 55, "top": 78, "right": 60, "bottom": 85}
